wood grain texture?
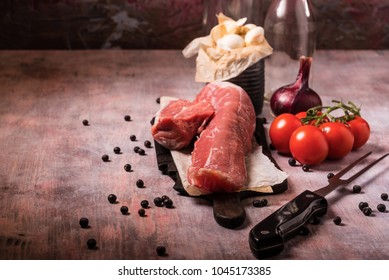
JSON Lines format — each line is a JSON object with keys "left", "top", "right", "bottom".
{"left": 0, "top": 50, "right": 388, "bottom": 260}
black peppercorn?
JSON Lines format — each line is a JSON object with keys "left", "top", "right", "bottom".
{"left": 87, "top": 238, "right": 97, "bottom": 249}
{"left": 108, "top": 194, "right": 117, "bottom": 204}
{"left": 150, "top": 117, "right": 155, "bottom": 125}
{"left": 359, "top": 202, "right": 369, "bottom": 211}
{"left": 130, "top": 135, "right": 136, "bottom": 141}
{"left": 136, "top": 179, "right": 144, "bottom": 188}
{"left": 327, "top": 173, "right": 334, "bottom": 179}
{"left": 154, "top": 197, "right": 163, "bottom": 207}
{"left": 140, "top": 200, "right": 149, "bottom": 209}
{"left": 164, "top": 198, "right": 173, "bottom": 208}
{"left": 124, "top": 115, "right": 131, "bottom": 121}
{"left": 79, "top": 217, "right": 89, "bottom": 228}
{"left": 101, "top": 154, "right": 109, "bottom": 162}
{"left": 134, "top": 146, "right": 140, "bottom": 153}
{"left": 363, "top": 207, "right": 372, "bottom": 216}
{"left": 138, "top": 208, "right": 146, "bottom": 217}
{"left": 252, "top": 200, "right": 262, "bottom": 207}
{"left": 82, "top": 119, "right": 89, "bottom": 126}
{"left": 352, "top": 185, "right": 362, "bottom": 193}
{"left": 138, "top": 148, "right": 145, "bottom": 155}
{"left": 302, "top": 164, "right": 310, "bottom": 172}
{"left": 253, "top": 199, "right": 268, "bottom": 207}
{"left": 156, "top": 97, "right": 161, "bottom": 104}
{"left": 120, "top": 206, "right": 129, "bottom": 215}
{"left": 113, "top": 146, "right": 121, "bottom": 154}
{"left": 156, "top": 246, "right": 166, "bottom": 256}
{"left": 144, "top": 140, "right": 152, "bottom": 148}
{"left": 377, "top": 204, "right": 386, "bottom": 212}
{"left": 288, "top": 158, "right": 296, "bottom": 166}
{"left": 124, "top": 164, "right": 132, "bottom": 172}
{"left": 381, "top": 193, "right": 388, "bottom": 201}
{"left": 333, "top": 216, "right": 342, "bottom": 225}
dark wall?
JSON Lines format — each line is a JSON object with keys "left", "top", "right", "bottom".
{"left": 1, "top": 0, "right": 388, "bottom": 50}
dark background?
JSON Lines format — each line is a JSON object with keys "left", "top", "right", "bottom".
{"left": 1, "top": 0, "right": 388, "bottom": 50}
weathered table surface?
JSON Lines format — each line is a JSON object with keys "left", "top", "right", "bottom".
{"left": 0, "top": 50, "right": 388, "bottom": 260}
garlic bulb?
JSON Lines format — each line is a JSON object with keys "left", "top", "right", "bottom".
{"left": 245, "top": 26, "right": 265, "bottom": 46}
{"left": 217, "top": 34, "right": 245, "bottom": 51}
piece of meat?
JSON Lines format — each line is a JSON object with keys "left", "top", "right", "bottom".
{"left": 151, "top": 98, "right": 214, "bottom": 150}
{"left": 187, "top": 81, "right": 256, "bottom": 193}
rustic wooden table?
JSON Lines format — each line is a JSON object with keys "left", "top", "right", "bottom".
{"left": 0, "top": 50, "right": 388, "bottom": 260}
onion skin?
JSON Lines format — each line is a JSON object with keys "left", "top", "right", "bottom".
{"left": 270, "top": 56, "right": 322, "bottom": 116}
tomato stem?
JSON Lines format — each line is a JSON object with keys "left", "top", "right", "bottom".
{"left": 300, "top": 100, "right": 362, "bottom": 126}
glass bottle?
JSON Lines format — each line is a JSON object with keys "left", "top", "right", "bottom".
{"left": 264, "top": 0, "right": 316, "bottom": 99}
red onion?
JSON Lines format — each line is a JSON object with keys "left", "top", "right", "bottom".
{"left": 270, "top": 56, "right": 322, "bottom": 116}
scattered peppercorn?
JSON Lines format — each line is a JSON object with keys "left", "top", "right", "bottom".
{"left": 144, "top": 140, "right": 152, "bottom": 148}
{"left": 363, "top": 207, "right": 372, "bottom": 216}
{"left": 87, "top": 238, "right": 97, "bottom": 249}
{"left": 82, "top": 119, "right": 89, "bottom": 126}
{"left": 138, "top": 148, "right": 145, "bottom": 155}
{"left": 120, "top": 206, "right": 129, "bottom": 215}
{"left": 150, "top": 117, "right": 155, "bottom": 125}
{"left": 134, "top": 146, "right": 140, "bottom": 153}
{"left": 333, "top": 216, "right": 342, "bottom": 225}
{"left": 377, "top": 204, "right": 386, "bottom": 212}
{"left": 252, "top": 199, "right": 268, "bottom": 208}
{"left": 124, "top": 115, "right": 131, "bottom": 121}
{"left": 164, "top": 198, "right": 174, "bottom": 208}
{"left": 124, "top": 164, "right": 132, "bottom": 172}
{"left": 79, "top": 217, "right": 89, "bottom": 228}
{"left": 359, "top": 202, "right": 369, "bottom": 211}
{"left": 161, "top": 195, "right": 169, "bottom": 200}
{"left": 154, "top": 197, "right": 163, "bottom": 207}
{"left": 113, "top": 146, "right": 121, "bottom": 154}
{"left": 288, "top": 158, "right": 296, "bottom": 166}
{"left": 101, "top": 154, "right": 109, "bottom": 162}
{"left": 138, "top": 208, "right": 146, "bottom": 217}
{"left": 352, "top": 185, "right": 362, "bottom": 193}
{"left": 108, "top": 194, "right": 117, "bottom": 204}
{"left": 140, "top": 200, "right": 149, "bottom": 209}
{"left": 136, "top": 179, "right": 144, "bottom": 188}
{"left": 252, "top": 200, "right": 262, "bottom": 207}
{"left": 130, "top": 135, "right": 136, "bottom": 141}
{"left": 156, "top": 97, "right": 161, "bottom": 104}
{"left": 381, "top": 193, "right": 388, "bottom": 201}
{"left": 156, "top": 246, "right": 166, "bottom": 256}
{"left": 327, "top": 173, "right": 334, "bottom": 179}
{"left": 302, "top": 164, "right": 310, "bottom": 172}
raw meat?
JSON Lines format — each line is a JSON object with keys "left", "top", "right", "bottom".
{"left": 187, "top": 82, "right": 256, "bottom": 193}
{"left": 151, "top": 98, "right": 214, "bottom": 150}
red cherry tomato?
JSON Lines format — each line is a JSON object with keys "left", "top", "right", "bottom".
{"left": 320, "top": 122, "right": 354, "bottom": 159}
{"left": 347, "top": 116, "right": 370, "bottom": 150}
{"left": 269, "top": 113, "right": 302, "bottom": 154}
{"left": 289, "top": 125, "right": 329, "bottom": 165}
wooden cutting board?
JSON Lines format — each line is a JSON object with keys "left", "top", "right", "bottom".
{"left": 154, "top": 117, "right": 288, "bottom": 229}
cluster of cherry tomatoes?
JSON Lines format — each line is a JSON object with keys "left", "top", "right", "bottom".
{"left": 269, "top": 101, "right": 370, "bottom": 166}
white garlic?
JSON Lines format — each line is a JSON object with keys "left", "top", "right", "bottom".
{"left": 245, "top": 26, "right": 265, "bottom": 46}
{"left": 244, "top": 23, "right": 257, "bottom": 30}
{"left": 216, "top": 34, "right": 245, "bottom": 51}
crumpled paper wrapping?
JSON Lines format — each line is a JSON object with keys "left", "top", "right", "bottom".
{"left": 157, "top": 96, "right": 288, "bottom": 196}
{"left": 182, "top": 13, "right": 273, "bottom": 82}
